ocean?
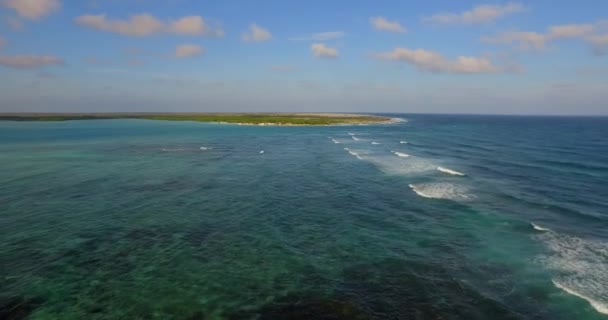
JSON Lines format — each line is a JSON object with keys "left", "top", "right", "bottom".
{"left": 0, "top": 114, "right": 607, "bottom": 319}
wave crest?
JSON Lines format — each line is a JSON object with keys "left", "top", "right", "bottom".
{"left": 408, "top": 183, "right": 473, "bottom": 200}
{"left": 437, "top": 166, "right": 465, "bottom": 176}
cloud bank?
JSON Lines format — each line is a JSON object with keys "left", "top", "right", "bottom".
{"left": 424, "top": 2, "right": 524, "bottom": 25}
{"left": 482, "top": 22, "right": 606, "bottom": 51}
{"left": 376, "top": 48, "right": 502, "bottom": 74}
{"left": 0, "top": 54, "right": 63, "bottom": 68}
{"left": 75, "top": 13, "right": 223, "bottom": 37}
{"left": 2, "top": 0, "right": 60, "bottom": 20}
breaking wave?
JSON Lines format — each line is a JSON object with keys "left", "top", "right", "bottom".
{"left": 437, "top": 166, "right": 465, "bottom": 176}
{"left": 392, "top": 151, "right": 410, "bottom": 158}
{"left": 344, "top": 148, "right": 363, "bottom": 160}
{"left": 535, "top": 230, "right": 608, "bottom": 315}
{"left": 408, "top": 183, "right": 473, "bottom": 200}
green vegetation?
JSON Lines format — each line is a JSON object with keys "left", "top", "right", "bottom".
{"left": 0, "top": 113, "right": 390, "bottom": 125}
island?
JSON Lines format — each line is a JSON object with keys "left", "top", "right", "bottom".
{"left": 0, "top": 113, "right": 395, "bottom": 126}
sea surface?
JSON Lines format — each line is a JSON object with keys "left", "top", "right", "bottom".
{"left": 1, "top": 114, "right": 607, "bottom": 320}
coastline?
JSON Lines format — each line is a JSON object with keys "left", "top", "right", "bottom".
{"left": 0, "top": 113, "right": 398, "bottom": 126}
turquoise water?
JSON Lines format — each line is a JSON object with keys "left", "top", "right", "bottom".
{"left": 1, "top": 115, "right": 607, "bottom": 319}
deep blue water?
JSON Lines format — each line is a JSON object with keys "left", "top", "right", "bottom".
{"left": 0, "top": 114, "right": 607, "bottom": 319}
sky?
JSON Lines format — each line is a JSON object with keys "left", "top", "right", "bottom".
{"left": 0, "top": 0, "right": 607, "bottom": 115}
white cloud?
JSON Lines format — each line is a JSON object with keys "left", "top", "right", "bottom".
{"left": 481, "top": 31, "right": 548, "bottom": 49}
{"left": 424, "top": 2, "right": 524, "bottom": 25}
{"left": 241, "top": 23, "right": 272, "bottom": 42}
{"left": 0, "top": 54, "right": 63, "bottom": 68}
{"left": 289, "top": 31, "right": 345, "bottom": 41}
{"left": 175, "top": 44, "right": 204, "bottom": 58}
{"left": 2, "top": 0, "right": 60, "bottom": 20}
{"left": 376, "top": 48, "right": 502, "bottom": 74}
{"left": 311, "top": 43, "right": 339, "bottom": 58}
{"left": 548, "top": 23, "right": 595, "bottom": 39}
{"left": 482, "top": 22, "right": 600, "bottom": 50}
{"left": 75, "top": 13, "right": 223, "bottom": 37}
{"left": 168, "top": 16, "right": 222, "bottom": 36}
{"left": 75, "top": 13, "right": 163, "bottom": 37}
{"left": 370, "top": 16, "right": 406, "bottom": 33}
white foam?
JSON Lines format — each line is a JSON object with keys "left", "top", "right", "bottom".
{"left": 553, "top": 280, "right": 608, "bottom": 315}
{"left": 437, "top": 166, "right": 465, "bottom": 176}
{"left": 408, "top": 183, "right": 473, "bottom": 200}
{"left": 352, "top": 136, "right": 361, "bottom": 141}
{"left": 535, "top": 231, "right": 608, "bottom": 315}
{"left": 200, "top": 146, "right": 211, "bottom": 150}
{"left": 531, "top": 222, "right": 551, "bottom": 232}
{"left": 387, "top": 117, "right": 407, "bottom": 124}
{"left": 344, "top": 148, "right": 363, "bottom": 160}
{"left": 393, "top": 151, "right": 410, "bottom": 158}
{"left": 400, "top": 140, "right": 408, "bottom": 144}
{"left": 259, "top": 150, "right": 264, "bottom": 154}
{"left": 347, "top": 132, "right": 355, "bottom": 136}
{"left": 331, "top": 138, "right": 340, "bottom": 144}
{"left": 371, "top": 142, "right": 381, "bottom": 145}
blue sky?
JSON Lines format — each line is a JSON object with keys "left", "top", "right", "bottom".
{"left": 1, "top": 0, "right": 607, "bottom": 114}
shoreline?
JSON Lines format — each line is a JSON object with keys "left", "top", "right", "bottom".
{"left": 0, "top": 113, "right": 398, "bottom": 126}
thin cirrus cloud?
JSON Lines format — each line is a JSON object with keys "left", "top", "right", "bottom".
{"left": 289, "top": 31, "right": 345, "bottom": 41}
{"left": 310, "top": 43, "right": 338, "bottom": 58}
{"left": 375, "top": 48, "right": 503, "bottom": 74}
{"left": 271, "top": 65, "right": 297, "bottom": 72}
{"left": 174, "top": 44, "right": 204, "bottom": 58}
{"left": 481, "top": 22, "right": 604, "bottom": 51}
{"left": 74, "top": 13, "right": 224, "bottom": 37}
{"left": 0, "top": 55, "right": 64, "bottom": 69}
{"left": 2, "top": 0, "right": 60, "bottom": 20}
{"left": 370, "top": 16, "right": 407, "bottom": 33}
{"left": 424, "top": 2, "right": 524, "bottom": 25}
{"left": 241, "top": 23, "right": 272, "bottom": 42}
{"left": 586, "top": 34, "right": 608, "bottom": 55}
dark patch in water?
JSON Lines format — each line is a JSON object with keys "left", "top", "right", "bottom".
{"left": 0, "top": 296, "right": 44, "bottom": 320}
{"left": 338, "top": 258, "right": 521, "bottom": 320}
{"left": 230, "top": 295, "right": 369, "bottom": 320}
{"left": 182, "top": 223, "right": 216, "bottom": 247}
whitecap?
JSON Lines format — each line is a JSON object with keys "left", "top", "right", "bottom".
{"left": 352, "top": 136, "right": 361, "bottom": 141}
{"left": 344, "top": 148, "right": 363, "bottom": 160}
{"left": 437, "top": 166, "right": 465, "bottom": 176}
{"left": 371, "top": 142, "right": 381, "bottom": 145}
{"left": 553, "top": 280, "right": 608, "bottom": 315}
{"left": 347, "top": 132, "right": 355, "bottom": 136}
{"left": 535, "top": 231, "right": 608, "bottom": 315}
{"left": 259, "top": 150, "right": 265, "bottom": 154}
{"left": 392, "top": 151, "right": 410, "bottom": 158}
{"left": 400, "top": 140, "right": 408, "bottom": 144}
{"left": 531, "top": 222, "right": 551, "bottom": 232}
{"left": 408, "top": 183, "right": 473, "bottom": 200}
